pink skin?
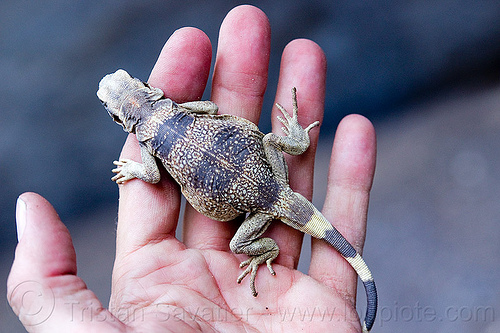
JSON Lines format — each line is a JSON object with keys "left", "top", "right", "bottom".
{"left": 8, "top": 5, "right": 376, "bottom": 332}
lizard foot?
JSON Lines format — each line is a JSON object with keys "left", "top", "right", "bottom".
{"left": 276, "top": 87, "right": 320, "bottom": 137}
{"left": 237, "top": 251, "right": 278, "bottom": 297}
{"left": 272, "top": 87, "right": 320, "bottom": 155}
{"left": 111, "top": 159, "right": 139, "bottom": 184}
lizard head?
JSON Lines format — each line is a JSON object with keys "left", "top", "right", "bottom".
{"left": 97, "top": 69, "right": 164, "bottom": 133}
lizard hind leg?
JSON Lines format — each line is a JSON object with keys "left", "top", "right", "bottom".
{"left": 229, "top": 212, "right": 279, "bottom": 297}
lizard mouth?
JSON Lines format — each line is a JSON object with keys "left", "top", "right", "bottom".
{"left": 98, "top": 98, "right": 123, "bottom": 125}
{"left": 104, "top": 108, "right": 122, "bottom": 125}
{"left": 109, "top": 112, "right": 122, "bottom": 124}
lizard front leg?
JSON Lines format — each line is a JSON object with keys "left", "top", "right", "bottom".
{"left": 263, "top": 87, "right": 319, "bottom": 183}
{"left": 179, "top": 101, "right": 218, "bottom": 115}
{"left": 230, "top": 212, "right": 278, "bottom": 297}
{"left": 112, "top": 143, "right": 161, "bottom": 184}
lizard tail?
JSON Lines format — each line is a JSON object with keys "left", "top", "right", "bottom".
{"left": 280, "top": 192, "right": 377, "bottom": 332}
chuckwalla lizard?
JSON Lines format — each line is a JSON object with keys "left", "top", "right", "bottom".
{"left": 97, "top": 69, "right": 377, "bottom": 332}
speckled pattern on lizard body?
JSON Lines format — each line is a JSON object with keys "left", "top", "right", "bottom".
{"left": 97, "top": 69, "right": 377, "bottom": 332}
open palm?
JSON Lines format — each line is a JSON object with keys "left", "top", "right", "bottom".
{"left": 8, "top": 5, "right": 376, "bottom": 332}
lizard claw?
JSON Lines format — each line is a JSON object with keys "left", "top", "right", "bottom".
{"left": 275, "top": 102, "right": 301, "bottom": 136}
{"left": 237, "top": 258, "right": 260, "bottom": 297}
{"left": 237, "top": 253, "right": 278, "bottom": 297}
{"left": 305, "top": 120, "right": 320, "bottom": 133}
{"left": 111, "top": 159, "right": 135, "bottom": 183}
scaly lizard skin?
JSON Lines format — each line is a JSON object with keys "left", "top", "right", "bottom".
{"left": 97, "top": 69, "right": 377, "bottom": 332}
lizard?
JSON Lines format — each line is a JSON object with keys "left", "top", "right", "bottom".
{"left": 97, "top": 69, "right": 377, "bottom": 332}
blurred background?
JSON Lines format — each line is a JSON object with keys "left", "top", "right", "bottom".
{"left": 2, "top": 1, "right": 500, "bottom": 332}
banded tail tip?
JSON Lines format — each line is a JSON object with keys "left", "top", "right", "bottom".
{"left": 345, "top": 254, "right": 377, "bottom": 332}
{"left": 362, "top": 279, "right": 377, "bottom": 332}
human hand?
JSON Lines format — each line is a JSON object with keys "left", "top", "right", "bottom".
{"left": 8, "top": 5, "right": 376, "bottom": 332}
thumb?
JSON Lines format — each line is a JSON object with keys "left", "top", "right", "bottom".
{"left": 7, "top": 192, "right": 124, "bottom": 332}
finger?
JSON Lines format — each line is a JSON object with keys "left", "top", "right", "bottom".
{"left": 183, "top": 5, "right": 271, "bottom": 250}
{"left": 211, "top": 4, "right": 270, "bottom": 121}
{"left": 114, "top": 27, "right": 212, "bottom": 258}
{"left": 266, "top": 39, "right": 327, "bottom": 268}
{"left": 309, "top": 114, "right": 377, "bottom": 305}
{"left": 149, "top": 27, "right": 212, "bottom": 102}
{"left": 7, "top": 193, "right": 124, "bottom": 331}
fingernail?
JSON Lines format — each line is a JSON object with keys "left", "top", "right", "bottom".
{"left": 16, "top": 197, "right": 27, "bottom": 242}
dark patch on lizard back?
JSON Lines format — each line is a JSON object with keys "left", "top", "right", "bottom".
{"left": 150, "top": 111, "right": 194, "bottom": 157}
{"left": 213, "top": 125, "right": 252, "bottom": 160}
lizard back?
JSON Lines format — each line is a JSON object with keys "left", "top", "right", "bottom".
{"left": 140, "top": 107, "right": 282, "bottom": 221}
